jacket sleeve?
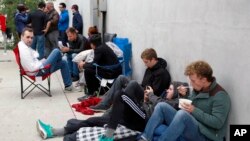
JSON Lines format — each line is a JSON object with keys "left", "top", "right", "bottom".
{"left": 59, "top": 12, "right": 68, "bottom": 24}
{"left": 191, "top": 92, "right": 231, "bottom": 129}
{"left": 148, "top": 93, "right": 165, "bottom": 105}
{"left": 69, "top": 38, "right": 85, "bottom": 53}
{"left": 50, "top": 12, "right": 59, "bottom": 26}
{"left": 74, "top": 14, "right": 83, "bottom": 30}
{"left": 17, "top": 14, "right": 28, "bottom": 23}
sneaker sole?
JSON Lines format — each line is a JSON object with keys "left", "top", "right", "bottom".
{"left": 89, "top": 108, "right": 107, "bottom": 112}
{"left": 36, "top": 120, "right": 47, "bottom": 139}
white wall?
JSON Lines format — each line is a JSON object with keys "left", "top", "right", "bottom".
{"left": 105, "top": 0, "right": 250, "bottom": 128}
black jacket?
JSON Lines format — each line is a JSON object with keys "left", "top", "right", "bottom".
{"left": 141, "top": 58, "right": 171, "bottom": 96}
{"left": 72, "top": 11, "right": 83, "bottom": 34}
{"left": 84, "top": 44, "right": 122, "bottom": 79}
{"left": 68, "top": 34, "right": 90, "bottom": 53}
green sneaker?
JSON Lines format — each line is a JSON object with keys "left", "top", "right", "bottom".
{"left": 36, "top": 119, "right": 53, "bottom": 139}
{"left": 98, "top": 135, "right": 114, "bottom": 141}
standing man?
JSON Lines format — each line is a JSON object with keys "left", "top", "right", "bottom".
{"left": 60, "top": 27, "right": 90, "bottom": 81}
{"left": 27, "top": 1, "right": 47, "bottom": 60}
{"left": 44, "top": 2, "right": 59, "bottom": 57}
{"left": 58, "top": 2, "right": 69, "bottom": 46}
{"left": 14, "top": 4, "right": 28, "bottom": 38}
{"left": 138, "top": 60, "right": 231, "bottom": 141}
{"left": 71, "top": 4, "right": 83, "bottom": 35}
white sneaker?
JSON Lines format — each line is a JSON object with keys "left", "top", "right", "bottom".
{"left": 74, "top": 82, "right": 85, "bottom": 92}
{"left": 76, "top": 85, "right": 85, "bottom": 92}
{"left": 64, "top": 85, "right": 73, "bottom": 93}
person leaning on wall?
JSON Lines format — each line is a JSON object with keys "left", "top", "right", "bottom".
{"left": 138, "top": 60, "right": 231, "bottom": 141}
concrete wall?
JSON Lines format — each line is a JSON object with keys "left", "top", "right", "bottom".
{"left": 105, "top": 0, "right": 250, "bottom": 127}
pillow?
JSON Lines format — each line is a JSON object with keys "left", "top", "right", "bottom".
{"left": 72, "top": 49, "right": 94, "bottom": 63}
{"left": 106, "top": 41, "right": 123, "bottom": 58}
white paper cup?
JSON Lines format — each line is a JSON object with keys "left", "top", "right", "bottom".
{"left": 179, "top": 98, "right": 192, "bottom": 109}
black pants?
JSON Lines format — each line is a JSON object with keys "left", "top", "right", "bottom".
{"left": 63, "top": 116, "right": 109, "bottom": 141}
{"left": 108, "top": 80, "right": 146, "bottom": 132}
{"left": 84, "top": 65, "right": 122, "bottom": 95}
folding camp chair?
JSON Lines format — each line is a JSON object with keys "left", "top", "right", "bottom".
{"left": 103, "top": 33, "right": 117, "bottom": 43}
{"left": 93, "top": 59, "right": 124, "bottom": 96}
{"left": 13, "top": 45, "right": 51, "bottom": 99}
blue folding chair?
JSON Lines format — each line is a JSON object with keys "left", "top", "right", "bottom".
{"left": 93, "top": 59, "right": 124, "bottom": 96}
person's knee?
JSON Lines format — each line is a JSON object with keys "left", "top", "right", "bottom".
{"left": 116, "top": 75, "right": 126, "bottom": 81}
{"left": 52, "top": 48, "right": 60, "bottom": 54}
{"left": 155, "top": 102, "right": 170, "bottom": 111}
{"left": 175, "top": 110, "right": 190, "bottom": 120}
{"left": 126, "top": 80, "right": 140, "bottom": 89}
{"left": 66, "top": 119, "right": 76, "bottom": 125}
{"left": 116, "top": 75, "right": 129, "bottom": 85}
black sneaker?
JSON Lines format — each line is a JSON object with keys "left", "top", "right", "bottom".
{"left": 71, "top": 76, "right": 79, "bottom": 82}
{"left": 77, "top": 91, "right": 98, "bottom": 101}
{"left": 77, "top": 95, "right": 91, "bottom": 101}
{"left": 89, "top": 103, "right": 110, "bottom": 112}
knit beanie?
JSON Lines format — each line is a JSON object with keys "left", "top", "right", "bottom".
{"left": 89, "top": 34, "right": 102, "bottom": 47}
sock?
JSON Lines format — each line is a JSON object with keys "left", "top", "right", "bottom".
{"left": 52, "top": 128, "right": 66, "bottom": 136}
{"left": 105, "top": 128, "right": 115, "bottom": 138}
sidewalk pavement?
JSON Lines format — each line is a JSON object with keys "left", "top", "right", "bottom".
{"left": 0, "top": 50, "right": 102, "bottom": 141}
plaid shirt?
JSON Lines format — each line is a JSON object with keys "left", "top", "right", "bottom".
{"left": 76, "top": 124, "right": 141, "bottom": 141}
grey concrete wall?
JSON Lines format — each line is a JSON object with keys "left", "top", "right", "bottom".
{"left": 105, "top": 0, "right": 250, "bottom": 126}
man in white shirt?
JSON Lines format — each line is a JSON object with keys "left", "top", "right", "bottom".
{"left": 18, "top": 27, "right": 73, "bottom": 92}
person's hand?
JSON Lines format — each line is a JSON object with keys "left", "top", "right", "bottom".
{"left": 60, "top": 47, "right": 70, "bottom": 53}
{"left": 78, "top": 60, "right": 85, "bottom": 70}
{"left": 179, "top": 102, "right": 194, "bottom": 113}
{"left": 42, "top": 29, "right": 48, "bottom": 34}
{"left": 144, "top": 86, "right": 153, "bottom": 102}
{"left": 40, "top": 58, "right": 46, "bottom": 63}
{"left": 144, "top": 92, "right": 149, "bottom": 102}
{"left": 177, "top": 85, "right": 188, "bottom": 96}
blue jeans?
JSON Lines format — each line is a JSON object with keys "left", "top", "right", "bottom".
{"left": 31, "top": 35, "right": 45, "bottom": 60}
{"left": 65, "top": 53, "right": 79, "bottom": 77}
{"left": 141, "top": 102, "right": 209, "bottom": 141}
{"left": 38, "top": 48, "right": 72, "bottom": 87}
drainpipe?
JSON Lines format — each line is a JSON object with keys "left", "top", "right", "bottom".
{"left": 101, "top": 11, "right": 106, "bottom": 43}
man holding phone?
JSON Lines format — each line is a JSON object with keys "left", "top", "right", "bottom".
{"left": 60, "top": 27, "right": 90, "bottom": 81}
